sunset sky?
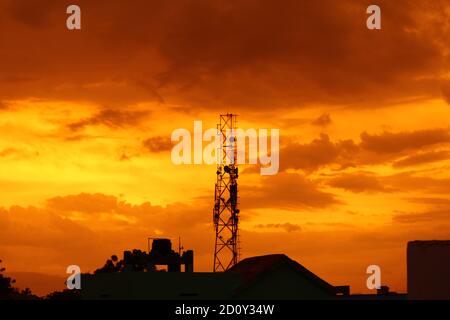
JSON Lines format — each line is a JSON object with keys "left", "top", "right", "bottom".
{"left": 1, "top": 0, "right": 450, "bottom": 296}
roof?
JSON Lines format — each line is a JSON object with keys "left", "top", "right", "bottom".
{"left": 227, "top": 254, "right": 336, "bottom": 296}
{"left": 408, "top": 240, "right": 450, "bottom": 247}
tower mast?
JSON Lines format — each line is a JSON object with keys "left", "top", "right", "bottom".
{"left": 213, "top": 114, "right": 240, "bottom": 272}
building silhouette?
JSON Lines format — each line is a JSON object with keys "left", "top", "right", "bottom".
{"left": 408, "top": 240, "right": 450, "bottom": 300}
{"left": 80, "top": 239, "right": 450, "bottom": 300}
{"left": 82, "top": 253, "right": 344, "bottom": 299}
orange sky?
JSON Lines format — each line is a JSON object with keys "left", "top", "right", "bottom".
{"left": 1, "top": 0, "right": 450, "bottom": 296}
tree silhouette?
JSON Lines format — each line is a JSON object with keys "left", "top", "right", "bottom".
{"left": 0, "top": 259, "right": 15, "bottom": 297}
{"left": 94, "top": 254, "right": 124, "bottom": 273}
{"left": 94, "top": 250, "right": 157, "bottom": 274}
{"left": 46, "top": 288, "right": 80, "bottom": 300}
{"left": 0, "top": 259, "right": 36, "bottom": 299}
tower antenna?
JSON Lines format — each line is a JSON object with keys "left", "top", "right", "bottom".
{"left": 213, "top": 113, "right": 240, "bottom": 271}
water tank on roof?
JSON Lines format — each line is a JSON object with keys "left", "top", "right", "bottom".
{"left": 151, "top": 238, "right": 172, "bottom": 255}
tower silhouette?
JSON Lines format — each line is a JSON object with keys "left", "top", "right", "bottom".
{"left": 213, "top": 114, "right": 240, "bottom": 272}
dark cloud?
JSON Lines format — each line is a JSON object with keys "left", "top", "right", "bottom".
{"left": 304, "top": 221, "right": 351, "bottom": 228}
{"left": 67, "top": 109, "right": 150, "bottom": 131}
{"left": 328, "top": 171, "right": 450, "bottom": 194}
{"left": 0, "top": 204, "right": 98, "bottom": 252}
{"left": 0, "top": 147, "right": 38, "bottom": 160}
{"left": 280, "top": 134, "right": 358, "bottom": 172}
{"left": 311, "top": 113, "right": 332, "bottom": 127}
{"left": 254, "top": 223, "right": 301, "bottom": 232}
{"left": 328, "top": 172, "right": 388, "bottom": 193}
{"left": 0, "top": 148, "right": 20, "bottom": 157}
{"left": 392, "top": 150, "right": 450, "bottom": 168}
{"left": 359, "top": 129, "right": 450, "bottom": 154}
{"left": 442, "top": 83, "right": 450, "bottom": 105}
{"left": 46, "top": 193, "right": 120, "bottom": 214}
{"left": 399, "top": 198, "right": 450, "bottom": 224}
{"left": 241, "top": 172, "right": 341, "bottom": 210}
{"left": 0, "top": 0, "right": 447, "bottom": 109}
{"left": 43, "top": 193, "right": 210, "bottom": 232}
{"left": 153, "top": 0, "right": 448, "bottom": 108}
{"left": 393, "top": 210, "right": 450, "bottom": 224}
{"left": 2, "top": 192, "right": 449, "bottom": 295}
{"left": 406, "top": 197, "right": 450, "bottom": 206}
{"left": 63, "top": 134, "right": 103, "bottom": 142}
{"left": 0, "top": 101, "right": 9, "bottom": 110}
{"left": 383, "top": 172, "right": 450, "bottom": 194}
{"left": 142, "top": 136, "right": 172, "bottom": 152}
{"left": 5, "top": 0, "right": 57, "bottom": 28}
{"left": 275, "top": 128, "right": 450, "bottom": 173}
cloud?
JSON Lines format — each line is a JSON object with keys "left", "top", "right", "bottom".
{"left": 328, "top": 172, "right": 388, "bottom": 193}
{"left": 392, "top": 150, "right": 450, "bottom": 168}
{"left": 152, "top": 0, "right": 448, "bottom": 108}
{"left": 0, "top": 193, "right": 216, "bottom": 283}
{"left": 48, "top": 194, "right": 211, "bottom": 233}
{"left": 275, "top": 128, "right": 450, "bottom": 173}
{"left": 383, "top": 172, "right": 450, "bottom": 194}
{"left": 254, "top": 223, "right": 301, "bottom": 232}
{"left": 328, "top": 171, "right": 450, "bottom": 194}
{"left": 442, "top": 83, "right": 450, "bottom": 104}
{"left": 0, "top": 101, "right": 9, "bottom": 110}
{"left": 280, "top": 134, "right": 358, "bottom": 172}
{"left": 0, "top": 148, "right": 20, "bottom": 157}
{"left": 241, "top": 172, "right": 340, "bottom": 210}
{"left": 359, "top": 129, "right": 450, "bottom": 154}
{"left": 5, "top": 0, "right": 56, "bottom": 28}
{"left": 397, "top": 197, "right": 450, "bottom": 224}
{"left": 0, "top": 204, "right": 98, "bottom": 252}
{"left": 406, "top": 197, "right": 450, "bottom": 206}
{"left": 0, "top": 148, "right": 38, "bottom": 160}
{"left": 393, "top": 210, "right": 450, "bottom": 224}
{"left": 311, "top": 113, "right": 332, "bottom": 126}
{"left": 67, "top": 109, "right": 150, "bottom": 131}
{"left": 0, "top": 0, "right": 448, "bottom": 109}
{"left": 46, "top": 193, "right": 121, "bottom": 214}
{"left": 142, "top": 136, "right": 172, "bottom": 152}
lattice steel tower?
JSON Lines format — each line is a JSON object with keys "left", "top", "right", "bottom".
{"left": 213, "top": 114, "right": 240, "bottom": 272}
